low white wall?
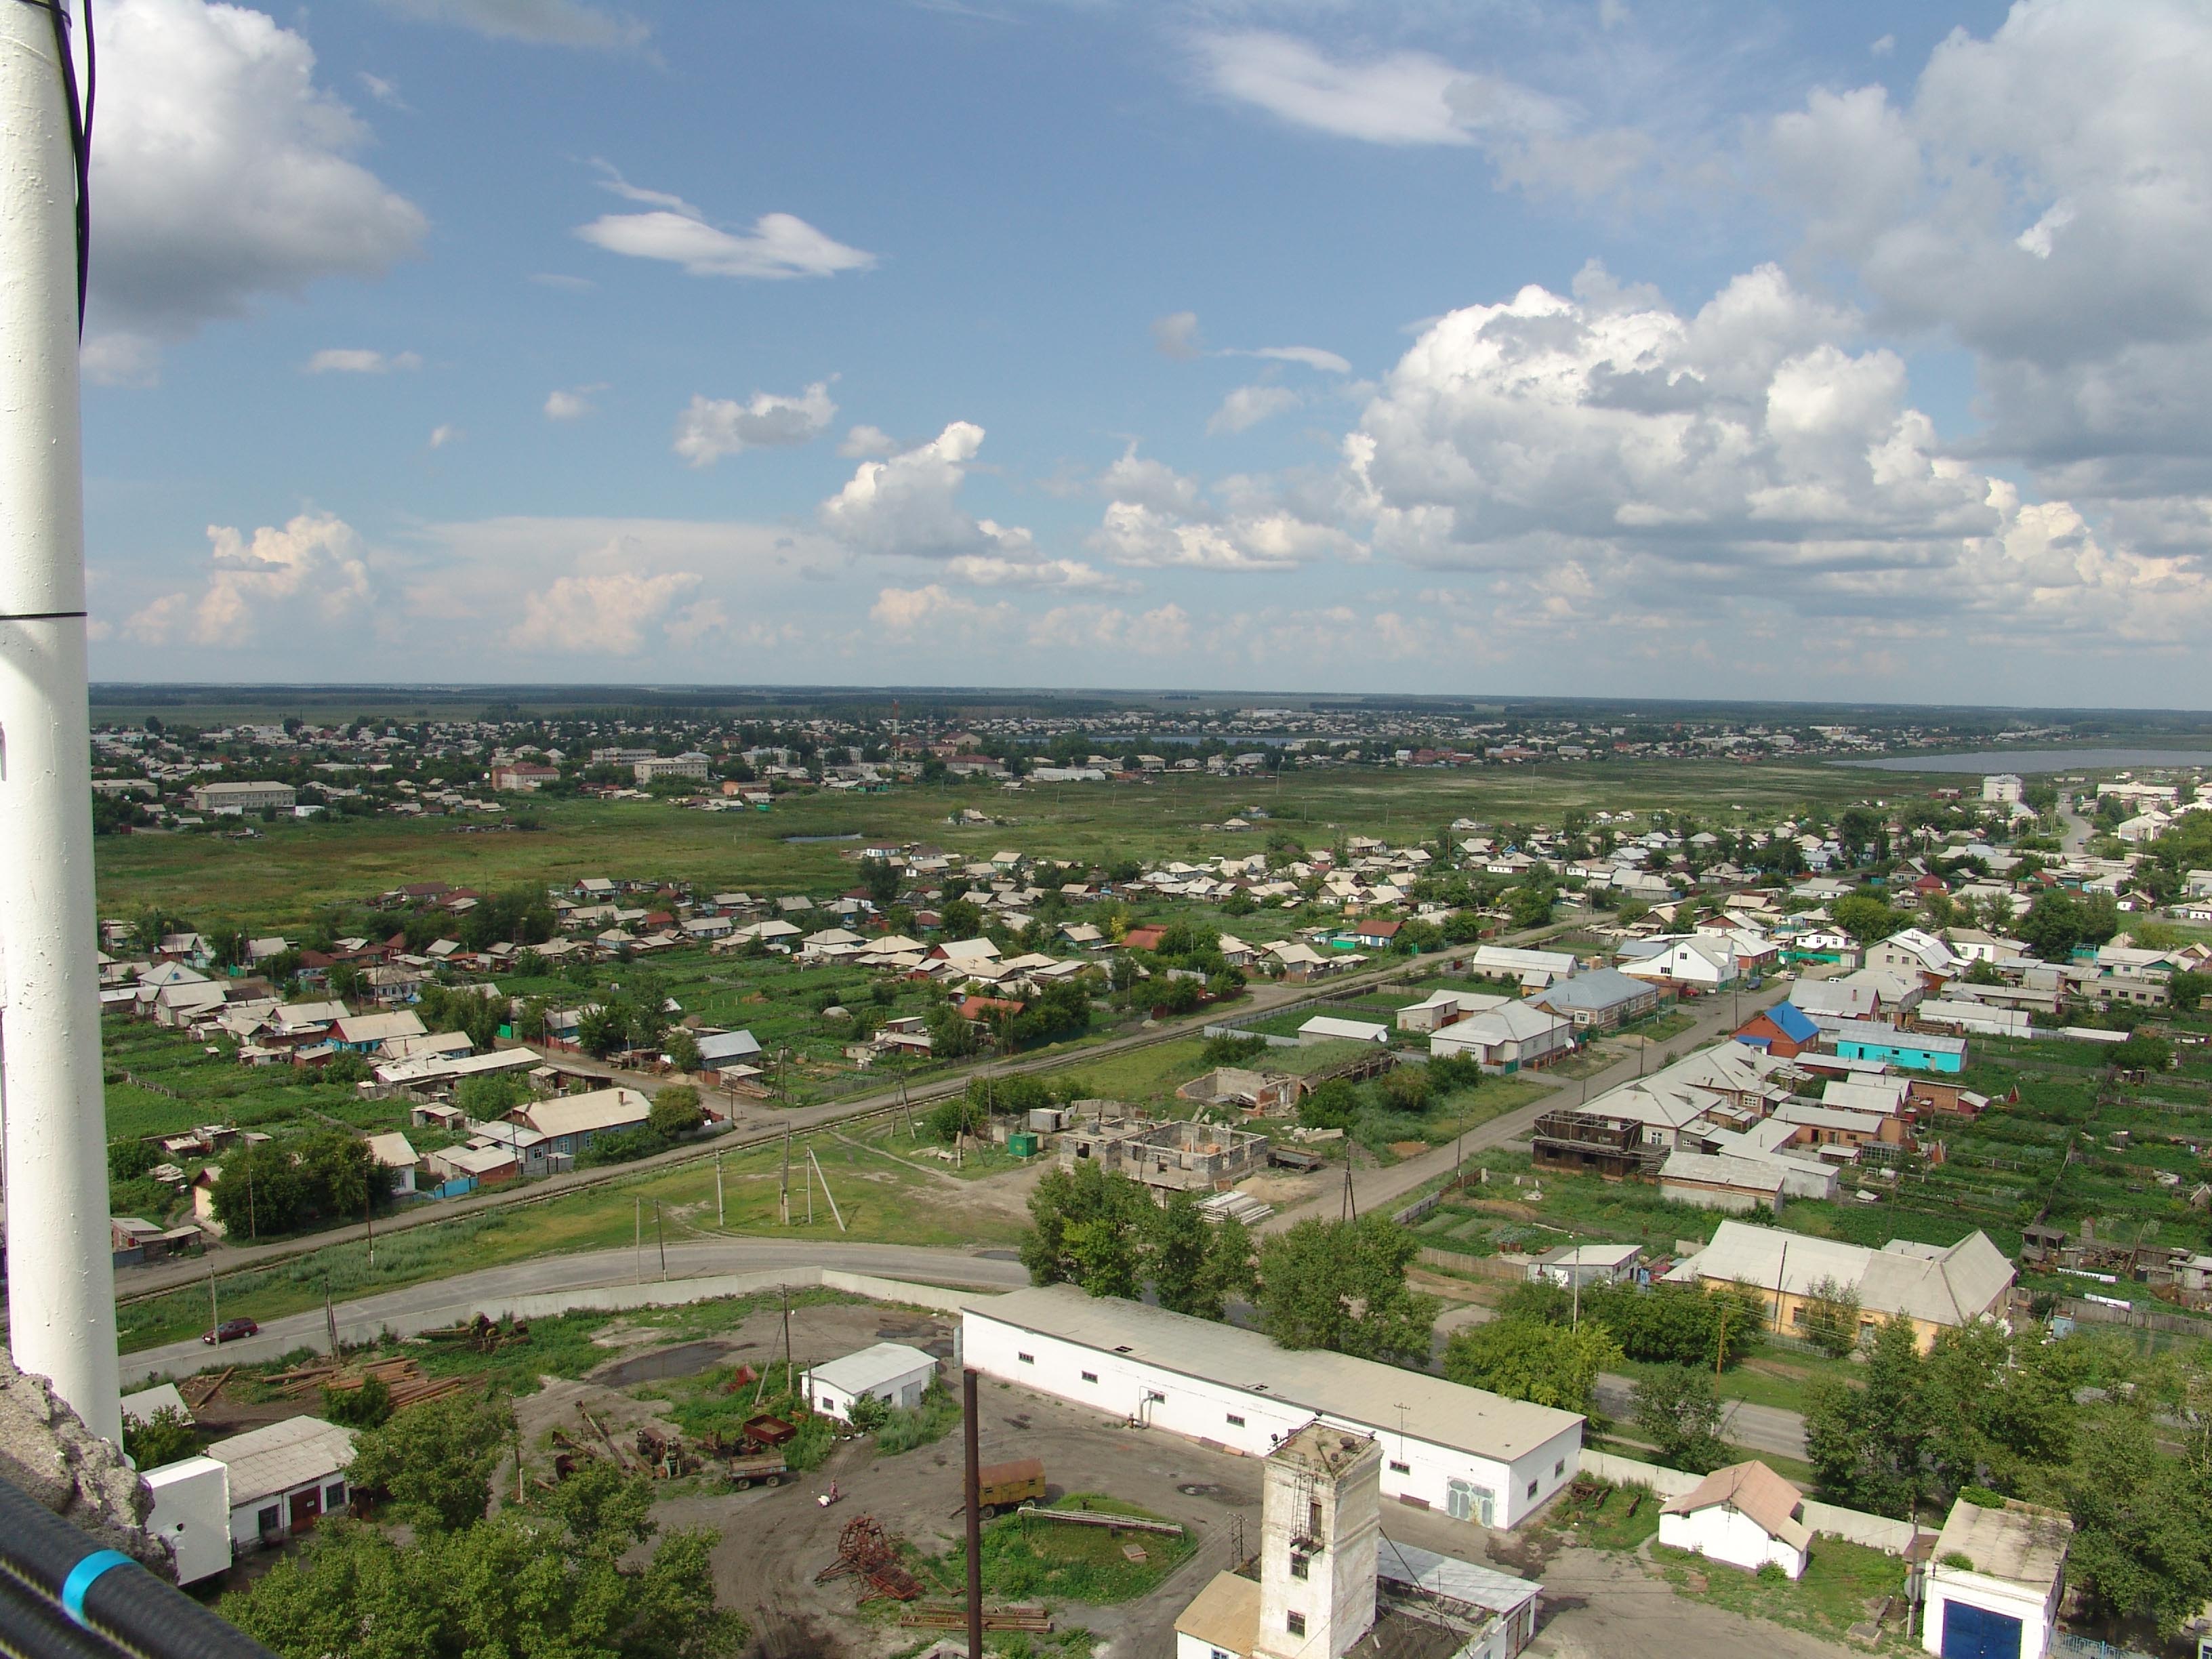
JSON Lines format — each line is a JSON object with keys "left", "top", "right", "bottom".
{"left": 1577, "top": 1449, "right": 1919, "bottom": 1555}
{"left": 121, "top": 1267, "right": 996, "bottom": 1388}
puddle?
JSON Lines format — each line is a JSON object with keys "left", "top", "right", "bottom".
{"left": 590, "top": 1338, "right": 741, "bottom": 1388}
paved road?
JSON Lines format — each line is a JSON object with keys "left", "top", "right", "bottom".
{"left": 123, "top": 1237, "right": 1027, "bottom": 1387}
{"left": 1591, "top": 1374, "right": 1807, "bottom": 1460}
{"left": 2061, "top": 800, "right": 2093, "bottom": 856}
{"left": 110, "top": 917, "right": 1598, "bottom": 1303}
{"left": 1265, "top": 978, "right": 1791, "bottom": 1232}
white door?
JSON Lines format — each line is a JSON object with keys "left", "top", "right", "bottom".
{"left": 1446, "top": 1480, "right": 1494, "bottom": 1525}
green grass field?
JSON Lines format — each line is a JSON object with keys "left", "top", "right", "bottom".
{"left": 117, "top": 1124, "right": 1027, "bottom": 1355}
{"left": 95, "top": 759, "right": 1936, "bottom": 929}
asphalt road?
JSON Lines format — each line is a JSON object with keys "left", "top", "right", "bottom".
{"left": 1590, "top": 1374, "right": 1808, "bottom": 1461}
{"left": 1265, "top": 977, "right": 1792, "bottom": 1231}
{"left": 123, "top": 1237, "right": 1029, "bottom": 1387}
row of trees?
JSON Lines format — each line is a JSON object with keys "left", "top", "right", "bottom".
{"left": 224, "top": 1393, "right": 738, "bottom": 1659}
{"left": 1020, "top": 1166, "right": 1439, "bottom": 1363}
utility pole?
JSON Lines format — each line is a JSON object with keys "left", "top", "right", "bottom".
{"left": 715, "top": 1149, "right": 724, "bottom": 1227}
{"left": 634, "top": 1197, "right": 642, "bottom": 1284}
{"left": 207, "top": 1254, "right": 219, "bottom": 1343}
{"left": 365, "top": 1186, "right": 374, "bottom": 1269}
{"left": 653, "top": 1199, "right": 666, "bottom": 1276}
{"left": 0, "top": 0, "right": 115, "bottom": 1444}
{"left": 779, "top": 1124, "right": 792, "bottom": 1225}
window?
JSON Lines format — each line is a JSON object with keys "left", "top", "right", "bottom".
{"left": 1389, "top": 1460, "right": 1410, "bottom": 1475}
{"left": 822, "top": 1395, "right": 836, "bottom": 1410}
{"left": 1147, "top": 1390, "right": 1166, "bottom": 1404}
{"left": 1290, "top": 1557, "right": 1309, "bottom": 1580}
{"left": 257, "top": 1507, "right": 279, "bottom": 1535}
{"left": 1081, "top": 1371, "right": 1098, "bottom": 1383}
{"left": 325, "top": 1481, "right": 347, "bottom": 1510}
{"left": 1017, "top": 1352, "right": 1034, "bottom": 1365}
{"left": 1525, "top": 1480, "right": 1538, "bottom": 1500}
{"left": 1286, "top": 1614, "right": 1307, "bottom": 1638}
{"left": 1309, "top": 1500, "right": 1323, "bottom": 1536}
{"left": 1790, "top": 1305, "right": 1807, "bottom": 1325}
{"left": 1553, "top": 1460, "right": 1565, "bottom": 1478}
{"left": 1226, "top": 1414, "right": 1246, "bottom": 1427}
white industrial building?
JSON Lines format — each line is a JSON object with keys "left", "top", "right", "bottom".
{"left": 803, "top": 1340, "right": 939, "bottom": 1422}
{"left": 964, "top": 1286, "right": 1584, "bottom": 1530}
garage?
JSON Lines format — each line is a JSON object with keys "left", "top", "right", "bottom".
{"left": 1940, "top": 1601, "right": 2021, "bottom": 1659}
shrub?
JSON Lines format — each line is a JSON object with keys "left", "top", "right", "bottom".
{"left": 122, "top": 1406, "right": 196, "bottom": 1469}
{"left": 323, "top": 1374, "right": 393, "bottom": 1429}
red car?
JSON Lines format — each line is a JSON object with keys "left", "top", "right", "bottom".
{"left": 202, "top": 1317, "right": 258, "bottom": 1345}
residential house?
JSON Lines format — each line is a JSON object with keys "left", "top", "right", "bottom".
{"left": 1396, "top": 988, "right": 1508, "bottom": 1034}
{"left": 504, "top": 1087, "right": 653, "bottom": 1158}
{"left": 1825, "top": 1020, "right": 1968, "bottom": 1073}
{"left": 1525, "top": 968, "right": 1665, "bottom": 1030}
{"left": 1733, "top": 1001, "right": 1822, "bottom": 1059}
{"left": 1657, "top": 1460, "right": 1811, "bottom": 1579}
{"left": 1665, "top": 1220, "right": 2013, "bottom": 1350}
{"left": 1429, "top": 1003, "right": 1573, "bottom": 1073}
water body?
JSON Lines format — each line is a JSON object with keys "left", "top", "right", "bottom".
{"left": 1836, "top": 748, "right": 2212, "bottom": 775}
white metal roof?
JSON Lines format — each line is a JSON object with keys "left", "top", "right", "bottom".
{"left": 805, "top": 1341, "right": 938, "bottom": 1395}
{"left": 205, "top": 1416, "right": 355, "bottom": 1508}
{"left": 970, "top": 1284, "right": 1580, "bottom": 1462}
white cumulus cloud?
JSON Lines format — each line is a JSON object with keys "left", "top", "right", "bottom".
{"left": 508, "top": 569, "right": 710, "bottom": 653}
{"left": 672, "top": 383, "right": 837, "bottom": 466}
{"left": 87, "top": 0, "right": 426, "bottom": 380}
{"left": 544, "top": 385, "right": 604, "bottom": 420}
{"left": 125, "top": 512, "right": 372, "bottom": 646}
{"left": 575, "top": 169, "right": 873, "bottom": 281}
{"left": 821, "top": 422, "right": 1036, "bottom": 560}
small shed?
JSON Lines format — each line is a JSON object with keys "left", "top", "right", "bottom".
{"left": 1658, "top": 1460, "right": 1811, "bottom": 1579}
{"left": 1296, "top": 1015, "right": 1390, "bottom": 1046}
{"left": 205, "top": 1415, "right": 356, "bottom": 1552}
{"left": 803, "top": 1342, "right": 938, "bottom": 1423}
{"left": 1921, "top": 1496, "right": 2072, "bottom": 1659}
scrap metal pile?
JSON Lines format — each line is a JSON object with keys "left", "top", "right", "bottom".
{"left": 815, "top": 1515, "right": 923, "bottom": 1602}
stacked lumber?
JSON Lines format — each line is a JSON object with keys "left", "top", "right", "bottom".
{"left": 898, "top": 1604, "right": 1052, "bottom": 1633}
{"left": 270, "top": 1355, "right": 470, "bottom": 1410}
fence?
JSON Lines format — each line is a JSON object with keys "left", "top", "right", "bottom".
{"left": 1576, "top": 1449, "right": 1921, "bottom": 1554}
{"left": 2053, "top": 1293, "right": 2212, "bottom": 1339}
{"left": 1416, "top": 1246, "right": 1527, "bottom": 1283}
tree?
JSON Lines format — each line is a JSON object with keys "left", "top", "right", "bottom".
{"left": 453, "top": 1071, "right": 532, "bottom": 1118}
{"left": 2173, "top": 970, "right": 2209, "bottom": 1015}
{"left": 1803, "top": 1315, "right": 1933, "bottom": 1517}
{"left": 1443, "top": 1319, "right": 1618, "bottom": 1415}
{"left": 344, "top": 1393, "right": 509, "bottom": 1532}
{"left": 1509, "top": 883, "right": 1555, "bottom": 930}
{"left": 209, "top": 1141, "right": 306, "bottom": 1237}
{"left": 222, "top": 1461, "right": 739, "bottom": 1659}
{"left": 322, "top": 1374, "right": 393, "bottom": 1429}
{"left": 1019, "top": 1162, "right": 1153, "bottom": 1298}
{"left": 1256, "top": 1214, "right": 1440, "bottom": 1366}
{"left": 648, "top": 1086, "right": 704, "bottom": 1138}
{"left": 1145, "top": 1197, "right": 1254, "bottom": 1321}
{"left": 1630, "top": 1366, "right": 1730, "bottom": 1473}
{"left": 1376, "top": 1065, "right": 1432, "bottom": 1114}
{"left": 2018, "top": 890, "right": 2092, "bottom": 961}
{"left": 2065, "top": 1410, "right": 2212, "bottom": 1639}
{"left": 1298, "top": 1078, "right": 1361, "bottom": 1130}
{"left": 925, "top": 1091, "right": 987, "bottom": 1143}
{"left": 1798, "top": 1275, "right": 1863, "bottom": 1359}
{"left": 2114, "top": 1032, "right": 2173, "bottom": 1073}
{"left": 663, "top": 1028, "right": 703, "bottom": 1073}
{"left": 122, "top": 1405, "right": 197, "bottom": 1469}
{"left": 1832, "top": 893, "right": 1904, "bottom": 944}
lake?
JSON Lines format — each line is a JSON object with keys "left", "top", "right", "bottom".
{"left": 1835, "top": 748, "right": 2212, "bottom": 775}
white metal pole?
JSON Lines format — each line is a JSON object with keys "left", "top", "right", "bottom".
{"left": 0, "top": 0, "right": 118, "bottom": 1445}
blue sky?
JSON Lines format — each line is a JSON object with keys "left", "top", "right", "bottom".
{"left": 79, "top": 0, "right": 2212, "bottom": 705}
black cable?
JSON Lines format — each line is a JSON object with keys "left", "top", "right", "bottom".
{"left": 15, "top": 0, "right": 90, "bottom": 332}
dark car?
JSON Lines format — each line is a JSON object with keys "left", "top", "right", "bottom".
{"left": 203, "top": 1317, "right": 259, "bottom": 1345}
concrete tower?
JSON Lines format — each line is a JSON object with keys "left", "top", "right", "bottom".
{"left": 1255, "top": 1423, "right": 1382, "bottom": 1659}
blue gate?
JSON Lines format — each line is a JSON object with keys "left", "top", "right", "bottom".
{"left": 1941, "top": 1601, "right": 2023, "bottom": 1659}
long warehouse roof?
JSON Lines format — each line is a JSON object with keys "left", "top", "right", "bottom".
{"left": 969, "top": 1284, "right": 1581, "bottom": 1462}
